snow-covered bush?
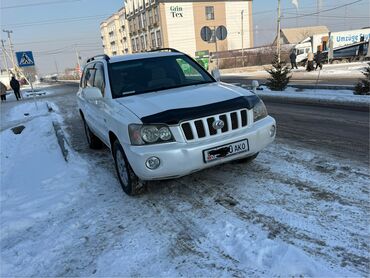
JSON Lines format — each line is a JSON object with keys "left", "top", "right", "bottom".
{"left": 266, "top": 55, "right": 292, "bottom": 91}
{"left": 354, "top": 62, "right": 370, "bottom": 95}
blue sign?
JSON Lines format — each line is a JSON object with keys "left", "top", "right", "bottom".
{"left": 16, "top": 51, "right": 35, "bottom": 67}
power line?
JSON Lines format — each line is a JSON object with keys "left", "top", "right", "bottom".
{"left": 0, "top": 0, "right": 81, "bottom": 10}
{"left": 2, "top": 14, "right": 111, "bottom": 29}
{"left": 283, "top": 12, "right": 369, "bottom": 19}
{"left": 283, "top": 0, "right": 363, "bottom": 19}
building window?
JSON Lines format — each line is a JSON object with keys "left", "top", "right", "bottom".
{"left": 138, "top": 15, "right": 143, "bottom": 29}
{"left": 154, "top": 6, "right": 159, "bottom": 23}
{"left": 133, "top": 18, "right": 137, "bottom": 31}
{"left": 145, "top": 33, "right": 148, "bottom": 49}
{"left": 142, "top": 12, "right": 147, "bottom": 28}
{"left": 156, "top": 30, "right": 162, "bottom": 47}
{"left": 135, "top": 37, "right": 140, "bottom": 51}
{"left": 149, "top": 9, "right": 153, "bottom": 25}
{"left": 151, "top": 32, "right": 156, "bottom": 48}
{"left": 131, "top": 38, "right": 136, "bottom": 51}
{"left": 205, "top": 6, "right": 214, "bottom": 20}
{"left": 140, "top": 35, "right": 145, "bottom": 50}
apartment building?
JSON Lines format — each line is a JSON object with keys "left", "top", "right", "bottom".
{"left": 125, "top": 0, "right": 253, "bottom": 56}
{"left": 100, "top": 8, "right": 131, "bottom": 56}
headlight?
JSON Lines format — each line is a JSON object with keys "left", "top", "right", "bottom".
{"left": 253, "top": 99, "right": 268, "bottom": 122}
{"left": 129, "top": 124, "right": 174, "bottom": 145}
{"left": 141, "top": 126, "right": 159, "bottom": 143}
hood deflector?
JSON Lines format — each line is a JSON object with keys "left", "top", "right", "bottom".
{"left": 141, "top": 95, "right": 260, "bottom": 125}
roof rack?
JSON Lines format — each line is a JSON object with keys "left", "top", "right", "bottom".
{"left": 147, "top": 48, "right": 181, "bottom": 53}
{"left": 86, "top": 54, "right": 110, "bottom": 63}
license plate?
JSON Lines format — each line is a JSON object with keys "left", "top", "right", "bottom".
{"left": 203, "top": 139, "right": 249, "bottom": 163}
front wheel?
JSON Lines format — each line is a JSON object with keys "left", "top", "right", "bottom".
{"left": 112, "top": 140, "right": 143, "bottom": 195}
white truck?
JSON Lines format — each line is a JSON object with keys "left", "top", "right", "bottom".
{"left": 294, "top": 28, "right": 370, "bottom": 63}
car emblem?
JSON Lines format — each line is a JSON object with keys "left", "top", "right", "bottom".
{"left": 212, "top": 119, "right": 224, "bottom": 130}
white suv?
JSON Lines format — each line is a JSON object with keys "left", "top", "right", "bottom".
{"left": 77, "top": 49, "right": 276, "bottom": 195}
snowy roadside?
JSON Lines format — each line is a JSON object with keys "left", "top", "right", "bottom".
{"left": 221, "top": 61, "right": 368, "bottom": 78}
{"left": 3, "top": 82, "right": 61, "bottom": 102}
{"left": 0, "top": 102, "right": 89, "bottom": 273}
{"left": 1, "top": 101, "right": 369, "bottom": 276}
{"left": 229, "top": 83, "right": 370, "bottom": 110}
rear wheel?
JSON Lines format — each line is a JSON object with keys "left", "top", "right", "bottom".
{"left": 82, "top": 118, "right": 103, "bottom": 149}
{"left": 112, "top": 140, "right": 143, "bottom": 195}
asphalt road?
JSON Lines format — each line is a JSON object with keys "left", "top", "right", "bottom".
{"left": 264, "top": 101, "right": 369, "bottom": 165}
{"left": 35, "top": 82, "right": 370, "bottom": 166}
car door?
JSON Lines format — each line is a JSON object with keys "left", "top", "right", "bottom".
{"left": 90, "top": 62, "right": 109, "bottom": 144}
{"left": 81, "top": 63, "right": 97, "bottom": 128}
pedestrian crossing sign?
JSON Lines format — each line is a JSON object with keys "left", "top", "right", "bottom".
{"left": 16, "top": 51, "right": 35, "bottom": 67}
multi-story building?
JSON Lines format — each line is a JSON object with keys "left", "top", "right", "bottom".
{"left": 100, "top": 7, "right": 131, "bottom": 56}
{"left": 125, "top": 0, "right": 253, "bottom": 56}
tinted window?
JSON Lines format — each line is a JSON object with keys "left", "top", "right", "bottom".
{"left": 108, "top": 55, "right": 214, "bottom": 98}
{"left": 94, "top": 63, "right": 105, "bottom": 96}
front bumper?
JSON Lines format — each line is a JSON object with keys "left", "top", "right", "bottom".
{"left": 124, "top": 116, "right": 276, "bottom": 180}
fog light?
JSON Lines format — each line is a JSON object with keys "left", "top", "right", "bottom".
{"left": 269, "top": 125, "right": 276, "bottom": 137}
{"left": 145, "top": 156, "right": 160, "bottom": 170}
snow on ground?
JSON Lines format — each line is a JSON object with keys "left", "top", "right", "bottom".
{"left": 222, "top": 62, "right": 368, "bottom": 78}
{"left": 1, "top": 100, "right": 369, "bottom": 277}
{"left": 254, "top": 86, "right": 370, "bottom": 105}
{"left": 3, "top": 82, "right": 60, "bottom": 102}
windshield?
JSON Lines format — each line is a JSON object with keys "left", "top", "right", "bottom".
{"left": 108, "top": 54, "right": 215, "bottom": 98}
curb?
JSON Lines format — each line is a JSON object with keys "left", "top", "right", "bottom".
{"left": 259, "top": 94, "right": 369, "bottom": 112}
{"left": 52, "top": 121, "right": 69, "bottom": 162}
{"left": 289, "top": 84, "right": 356, "bottom": 91}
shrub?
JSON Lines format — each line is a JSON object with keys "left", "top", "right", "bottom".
{"left": 266, "top": 55, "right": 292, "bottom": 91}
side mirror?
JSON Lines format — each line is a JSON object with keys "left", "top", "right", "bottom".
{"left": 82, "top": 87, "right": 103, "bottom": 100}
{"left": 211, "top": 68, "right": 221, "bottom": 82}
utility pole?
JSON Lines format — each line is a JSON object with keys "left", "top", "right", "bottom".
{"left": 277, "top": 0, "right": 281, "bottom": 63}
{"left": 74, "top": 45, "right": 82, "bottom": 77}
{"left": 1, "top": 39, "right": 11, "bottom": 79}
{"left": 241, "top": 10, "right": 244, "bottom": 67}
{"left": 2, "top": 29, "right": 18, "bottom": 77}
{"left": 54, "top": 57, "right": 59, "bottom": 76}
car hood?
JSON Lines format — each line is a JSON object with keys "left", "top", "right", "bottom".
{"left": 115, "top": 82, "right": 259, "bottom": 124}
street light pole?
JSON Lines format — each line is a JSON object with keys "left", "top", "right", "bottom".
{"left": 241, "top": 10, "right": 244, "bottom": 67}
{"left": 277, "top": 0, "right": 281, "bottom": 63}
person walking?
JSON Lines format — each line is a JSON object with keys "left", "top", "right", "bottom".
{"left": 315, "top": 50, "right": 323, "bottom": 71}
{"left": 307, "top": 51, "right": 314, "bottom": 72}
{"left": 0, "top": 81, "right": 7, "bottom": 102}
{"left": 289, "top": 50, "right": 298, "bottom": 69}
{"left": 10, "top": 76, "right": 21, "bottom": 101}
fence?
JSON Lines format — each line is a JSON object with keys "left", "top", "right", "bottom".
{"left": 214, "top": 44, "right": 294, "bottom": 69}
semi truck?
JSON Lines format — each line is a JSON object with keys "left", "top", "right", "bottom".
{"left": 294, "top": 28, "right": 370, "bottom": 63}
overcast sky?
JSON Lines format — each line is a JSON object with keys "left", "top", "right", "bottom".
{"left": 1, "top": 0, "right": 369, "bottom": 75}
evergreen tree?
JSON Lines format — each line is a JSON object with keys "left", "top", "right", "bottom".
{"left": 266, "top": 55, "right": 292, "bottom": 91}
{"left": 354, "top": 62, "right": 370, "bottom": 95}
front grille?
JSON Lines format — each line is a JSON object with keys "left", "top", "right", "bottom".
{"left": 181, "top": 109, "right": 249, "bottom": 141}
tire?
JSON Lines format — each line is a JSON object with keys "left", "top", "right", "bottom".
{"left": 112, "top": 140, "right": 143, "bottom": 196}
{"left": 82, "top": 118, "right": 103, "bottom": 149}
{"left": 235, "top": 153, "right": 259, "bottom": 164}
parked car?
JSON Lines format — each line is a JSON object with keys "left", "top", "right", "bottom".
{"left": 77, "top": 49, "right": 276, "bottom": 195}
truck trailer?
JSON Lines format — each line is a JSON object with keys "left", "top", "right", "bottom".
{"left": 294, "top": 28, "right": 370, "bottom": 63}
